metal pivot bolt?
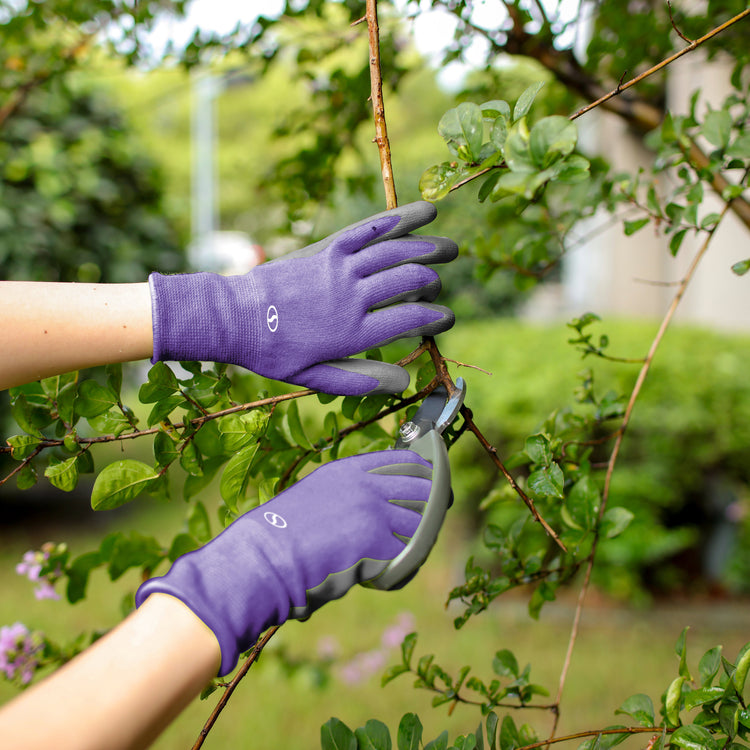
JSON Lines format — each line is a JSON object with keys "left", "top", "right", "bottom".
{"left": 398, "top": 421, "right": 421, "bottom": 443}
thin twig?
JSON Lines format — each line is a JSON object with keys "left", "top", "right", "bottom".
{"left": 549, "top": 195, "right": 734, "bottom": 740}
{"left": 667, "top": 0, "right": 693, "bottom": 44}
{"left": 192, "top": 626, "right": 280, "bottom": 750}
{"left": 520, "top": 726, "right": 671, "bottom": 750}
{"left": 460, "top": 406, "right": 568, "bottom": 553}
{"left": 570, "top": 8, "right": 750, "bottom": 121}
{"left": 365, "top": 0, "right": 398, "bottom": 209}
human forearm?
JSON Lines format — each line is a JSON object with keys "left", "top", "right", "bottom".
{"left": 0, "top": 594, "right": 220, "bottom": 750}
{"left": 0, "top": 282, "right": 153, "bottom": 390}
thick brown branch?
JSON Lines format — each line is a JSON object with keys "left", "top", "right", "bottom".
{"left": 365, "top": 0, "right": 398, "bottom": 209}
{"left": 455, "top": 4, "right": 750, "bottom": 230}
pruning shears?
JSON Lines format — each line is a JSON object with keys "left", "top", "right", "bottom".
{"left": 368, "top": 377, "right": 467, "bottom": 590}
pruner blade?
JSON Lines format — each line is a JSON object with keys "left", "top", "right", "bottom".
{"left": 394, "top": 377, "right": 466, "bottom": 450}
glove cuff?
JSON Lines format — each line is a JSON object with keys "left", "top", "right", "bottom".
{"left": 149, "top": 271, "right": 262, "bottom": 370}
{"left": 135, "top": 535, "right": 291, "bottom": 676}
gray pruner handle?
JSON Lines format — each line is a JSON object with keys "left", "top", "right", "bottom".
{"left": 367, "top": 429, "right": 451, "bottom": 591}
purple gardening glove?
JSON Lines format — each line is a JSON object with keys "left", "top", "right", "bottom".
{"left": 135, "top": 450, "right": 439, "bottom": 676}
{"left": 149, "top": 201, "right": 457, "bottom": 395}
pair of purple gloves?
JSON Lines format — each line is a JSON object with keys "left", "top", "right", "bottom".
{"left": 136, "top": 202, "right": 457, "bottom": 676}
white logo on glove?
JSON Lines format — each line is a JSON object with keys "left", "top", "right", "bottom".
{"left": 264, "top": 511, "right": 287, "bottom": 528}
{"left": 266, "top": 305, "right": 279, "bottom": 332}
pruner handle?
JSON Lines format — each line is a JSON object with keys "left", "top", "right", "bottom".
{"left": 365, "top": 428, "right": 451, "bottom": 591}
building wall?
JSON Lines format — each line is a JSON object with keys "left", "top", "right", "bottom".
{"left": 553, "top": 52, "right": 750, "bottom": 331}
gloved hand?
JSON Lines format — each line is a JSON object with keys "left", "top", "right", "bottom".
{"left": 149, "top": 201, "right": 457, "bottom": 395}
{"left": 135, "top": 450, "right": 439, "bottom": 676}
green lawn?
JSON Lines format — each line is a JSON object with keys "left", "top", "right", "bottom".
{"left": 1, "top": 318, "right": 749, "bottom": 748}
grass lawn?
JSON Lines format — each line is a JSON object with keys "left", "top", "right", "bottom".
{"left": 1, "top": 318, "right": 749, "bottom": 748}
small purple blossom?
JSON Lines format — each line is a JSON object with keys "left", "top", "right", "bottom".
{"left": 15, "top": 543, "right": 63, "bottom": 601}
{"left": 0, "top": 623, "right": 42, "bottom": 685}
{"left": 381, "top": 612, "right": 416, "bottom": 649}
{"left": 338, "top": 650, "right": 387, "bottom": 685}
{"left": 334, "top": 612, "right": 416, "bottom": 685}
{"left": 316, "top": 635, "right": 340, "bottom": 661}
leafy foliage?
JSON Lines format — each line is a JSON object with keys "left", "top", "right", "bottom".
{"left": 1, "top": 2, "right": 750, "bottom": 750}
{"left": 0, "top": 76, "right": 182, "bottom": 282}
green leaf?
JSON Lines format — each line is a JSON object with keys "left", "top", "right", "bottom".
{"left": 524, "top": 434, "right": 551, "bottom": 466}
{"left": 490, "top": 116, "right": 509, "bottom": 149}
{"left": 438, "top": 102, "right": 484, "bottom": 162}
{"left": 153, "top": 430, "right": 180, "bottom": 468}
{"left": 481, "top": 100, "right": 511, "bottom": 120}
{"left": 101, "top": 531, "right": 164, "bottom": 581}
{"left": 615, "top": 694, "right": 655, "bottom": 726}
{"left": 11, "top": 392, "right": 52, "bottom": 436}
{"left": 355, "top": 720, "right": 392, "bottom": 750}
{"left": 486, "top": 713, "right": 499, "bottom": 750}
{"left": 424, "top": 731, "right": 449, "bottom": 750}
{"left": 498, "top": 715, "right": 520, "bottom": 750}
{"left": 529, "top": 116, "right": 577, "bottom": 168}
{"left": 168, "top": 533, "right": 199, "bottom": 561}
{"left": 503, "top": 126, "right": 535, "bottom": 174}
{"left": 698, "top": 646, "right": 722, "bottom": 687}
{"left": 401, "top": 632, "right": 417, "bottom": 668}
{"left": 669, "top": 228, "right": 688, "bottom": 256}
{"left": 45, "top": 456, "right": 79, "bottom": 492}
{"left": 733, "top": 643, "right": 750, "bottom": 693}
{"left": 66, "top": 550, "right": 102, "bottom": 604}
{"left": 675, "top": 627, "right": 692, "bottom": 681}
{"left": 396, "top": 713, "right": 422, "bottom": 750}
{"left": 419, "top": 162, "right": 461, "bottom": 201}
{"left": 702, "top": 109, "right": 732, "bottom": 149}
{"left": 670, "top": 724, "right": 719, "bottom": 750}
{"left": 219, "top": 410, "right": 267, "bottom": 452}
{"left": 623, "top": 218, "right": 650, "bottom": 236}
{"left": 732, "top": 258, "right": 750, "bottom": 276}
{"left": 219, "top": 443, "right": 259, "bottom": 512}
{"left": 179, "top": 439, "right": 204, "bottom": 477}
{"left": 665, "top": 675, "right": 686, "bottom": 727}
{"left": 16, "top": 463, "right": 37, "bottom": 490}
{"left": 528, "top": 463, "right": 564, "bottom": 499}
{"left": 321, "top": 718, "right": 357, "bottom": 750}
{"left": 684, "top": 686, "right": 725, "bottom": 710}
{"left": 564, "top": 476, "right": 600, "bottom": 531}
{"left": 106, "top": 364, "right": 123, "bottom": 398}
{"left": 76, "top": 380, "right": 118, "bottom": 418}
{"left": 381, "top": 663, "right": 410, "bottom": 686}
{"left": 478, "top": 171, "right": 501, "bottom": 202}
{"left": 91, "top": 459, "right": 159, "bottom": 511}
{"left": 6, "top": 434, "right": 42, "bottom": 460}
{"left": 513, "top": 82, "right": 544, "bottom": 122}
{"left": 600, "top": 507, "right": 634, "bottom": 538}
{"left": 492, "top": 649, "right": 519, "bottom": 678}
{"left": 147, "top": 394, "right": 185, "bottom": 427}
{"left": 489, "top": 170, "right": 534, "bottom": 200}
{"left": 138, "top": 362, "right": 179, "bottom": 403}
{"left": 188, "top": 500, "right": 212, "bottom": 544}
{"left": 286, "top": 400, "right": 312, "bottom": 449}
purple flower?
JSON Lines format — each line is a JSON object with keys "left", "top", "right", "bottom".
{"left": 381, "top": 611, "right": 416, "bottom": 649}
{"left": 15, "top": 545, "right": 62, "bottom": 601}
{"left": 15, "top": 552, "right": 42, "bottom": 582}
{"left": 316, "top": 635, "right": 340, "bottom": 661}
{"left": 0, "top": 623, "right": 41, "bottom": 685}
{"left": 33, "top": 581, "right": 61, "bottom": 601}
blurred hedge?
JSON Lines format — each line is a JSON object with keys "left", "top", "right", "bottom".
{"left": 439, "top": 317, "right": 750, "bottom": 601}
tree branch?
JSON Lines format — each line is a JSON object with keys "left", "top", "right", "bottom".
{"left": 549, "top": 185, "right": 736, "bottom": 740}
{"left": 192, "top": 626, "right": 280, "bottom": 750}
{"left": 365, "top": 0, "right": 398, "bottom": 209}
